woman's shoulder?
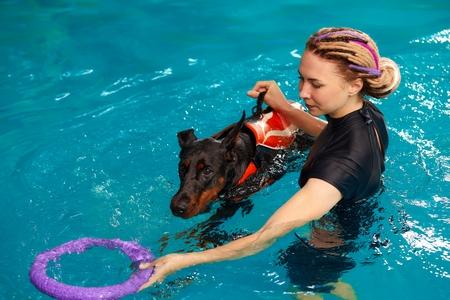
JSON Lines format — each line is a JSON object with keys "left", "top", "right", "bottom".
{"left": 323, "top": 101, "right": 386, "bottom": 164}
{"left": 338, "top": 100, "right": 387, "bottom": 143}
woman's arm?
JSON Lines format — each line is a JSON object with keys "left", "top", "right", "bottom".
{"left": 139, "top": 178, "right": 342, "bottom": 290}
{"left": 247, "top": 80, "right": 326, "bottom": 137}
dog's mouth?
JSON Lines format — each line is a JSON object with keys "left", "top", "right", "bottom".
{"left": 171, "top": 186, "right": 223, "bottom": 218}
{"left": 170, "top": 199, "right": 212, "bottom": 219}
{"left": 171, "top": 203, "right": 212, "bottom": 219}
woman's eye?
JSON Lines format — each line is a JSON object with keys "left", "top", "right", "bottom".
{"left": 298, "top": 75, "right": 323, "bottom": 89}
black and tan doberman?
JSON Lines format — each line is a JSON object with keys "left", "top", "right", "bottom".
{"left": 171, "top": 95, "right": 313, "bottom": 219}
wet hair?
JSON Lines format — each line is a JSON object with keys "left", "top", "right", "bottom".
{"left": 306, "top": 27, "right": 401, "bottom": 99}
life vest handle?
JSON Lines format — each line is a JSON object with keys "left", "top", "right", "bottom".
{"left": 251, "top": 91, "right": 270, "bottom": 119}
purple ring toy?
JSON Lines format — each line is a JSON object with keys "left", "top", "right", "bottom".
{"left": 29, "top": 238, "right": 155, "bottom": 300}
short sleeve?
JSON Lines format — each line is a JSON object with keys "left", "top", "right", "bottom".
{"left": 302, "top": 157, "right": 367, "bottom": 200}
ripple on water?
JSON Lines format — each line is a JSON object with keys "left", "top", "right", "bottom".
{"left": 410, "top": 29, "right": 450, "bottom": 45}
{"left": 100, "top": 68, "right": 172, "bottom": 97}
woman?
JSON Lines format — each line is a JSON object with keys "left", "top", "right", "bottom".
{"left": 139, "top": 27, "right": 401, "bottom": 299}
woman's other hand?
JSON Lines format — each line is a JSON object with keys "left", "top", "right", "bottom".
{"left": 138, "top": 253, "right": 190, "bottom": 291}
{"left": 247, "top": 80, "right": 290, "bottom": 111}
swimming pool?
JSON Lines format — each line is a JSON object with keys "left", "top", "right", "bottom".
{"left": 0, "top": 0, "right": 449, "bottom": 299}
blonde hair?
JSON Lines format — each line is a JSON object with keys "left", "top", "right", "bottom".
{"left": 306, "top": 27, "right": 401, "bottom": 98}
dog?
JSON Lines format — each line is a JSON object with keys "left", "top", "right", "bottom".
{"left": 170, "top": 99, "right": 313, "bottom": 219}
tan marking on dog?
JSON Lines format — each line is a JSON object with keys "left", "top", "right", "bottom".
{"left": 192, "top": 177, "right": 226, "bottom": 216}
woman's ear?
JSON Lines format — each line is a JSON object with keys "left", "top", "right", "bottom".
{"left": 348, "top": 78, "right": 363, "bottom": 96}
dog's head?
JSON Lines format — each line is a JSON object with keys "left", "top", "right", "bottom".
{"left": 170, "top": 112, "right": 246, "bottom": 218}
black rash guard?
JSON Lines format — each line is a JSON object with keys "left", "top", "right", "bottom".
{"left": 280, "top": 100, "right": 388, "bottom": 293}
{"left": 299, "top": 100, "right": 388, "bottom": 201}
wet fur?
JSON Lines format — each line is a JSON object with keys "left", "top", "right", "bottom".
{"left": 158, "top": 111, "right": 313, "bottom": 254}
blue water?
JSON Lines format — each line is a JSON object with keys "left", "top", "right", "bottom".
{"left": 1, "top": 0, "right": 449, "bottom": 299}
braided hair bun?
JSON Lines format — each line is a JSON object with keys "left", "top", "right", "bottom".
{"left": 306, "top": 27, "right": 401, "bottom": 99}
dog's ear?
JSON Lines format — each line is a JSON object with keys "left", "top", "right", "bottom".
{"left": 177, "top": 129, "right": 197, "bottom": 148}
{"left": 224, "top": 151, "right": 237, "bottom": 162}
{"left": 221, "top": 111, "right": 246, "bottom": 151}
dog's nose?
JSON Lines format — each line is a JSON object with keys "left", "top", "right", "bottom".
{"left": 172, "top": 204, "right": 186, "bottom": 216}
{"left": 170, "top": 196, "right": 190, "bottom": 217}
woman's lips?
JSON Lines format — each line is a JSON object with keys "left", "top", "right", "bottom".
{"left": 306, "top": 104, "right": 316, "bottom": 110}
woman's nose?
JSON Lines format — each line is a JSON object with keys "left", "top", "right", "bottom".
{"left": 299, "top": 83, "right": 310, "bottom": 100}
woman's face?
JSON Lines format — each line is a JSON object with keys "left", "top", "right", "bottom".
{"left": 298, "top": 50, "right": 355, "bottom": 118}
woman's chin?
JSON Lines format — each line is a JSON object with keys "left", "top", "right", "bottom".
{"left": 307, "top": 108, "right": 322, "bottom": 117}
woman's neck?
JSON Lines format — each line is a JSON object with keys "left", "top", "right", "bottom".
{"left": 328, "top": 96, "right": 364, "bottom": 119}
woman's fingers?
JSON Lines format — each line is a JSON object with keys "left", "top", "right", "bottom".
{"left": 249, "top": 81, "right": 274, "bottom": 94}
{"left": 139, "top": 262, "right": 151, "bottom": 269}
{"left": 138, "top": 259, "right": 167, "bottom": 291}
{"left": 139, "top": 259, "right": 158, "bottom": 270}
{"left": 248, "top": 80, "right": 288, "bottom": 111}
{"left": 247, "top": 81, "right": 274, "bottom": 100}
{"left": 138, "top": 273, "right": 165, "bottom": 291}
{"left": 247, "top": 90, "right": 260, "bottom": 98}
{"left": 138, "top": 254, "right": 186, "bottom": 292}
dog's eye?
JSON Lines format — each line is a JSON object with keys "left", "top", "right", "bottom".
{"left": 202, "top": 166, "right": 213, "bottom": 176}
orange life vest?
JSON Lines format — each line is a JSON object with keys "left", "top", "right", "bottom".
{"left": 237, "top": 102, "right": 303, "bottom": 185}
{"left": 244, "top": 102, "right": 303, "bottom": 150}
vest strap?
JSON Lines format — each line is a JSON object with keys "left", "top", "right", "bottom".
{"left": 237, "top": 162, "right": 257, "bottom": 185}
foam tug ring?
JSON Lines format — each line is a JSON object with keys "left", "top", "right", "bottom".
{"left": 29, "top": 238, "right": 154, "bottom": 300}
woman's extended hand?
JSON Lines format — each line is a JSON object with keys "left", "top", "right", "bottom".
{"left": 247, "top": 80, "right": 290, "bottom": 111}
{"left": 138, "top": 253, "right": 191, "bottom": 291}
